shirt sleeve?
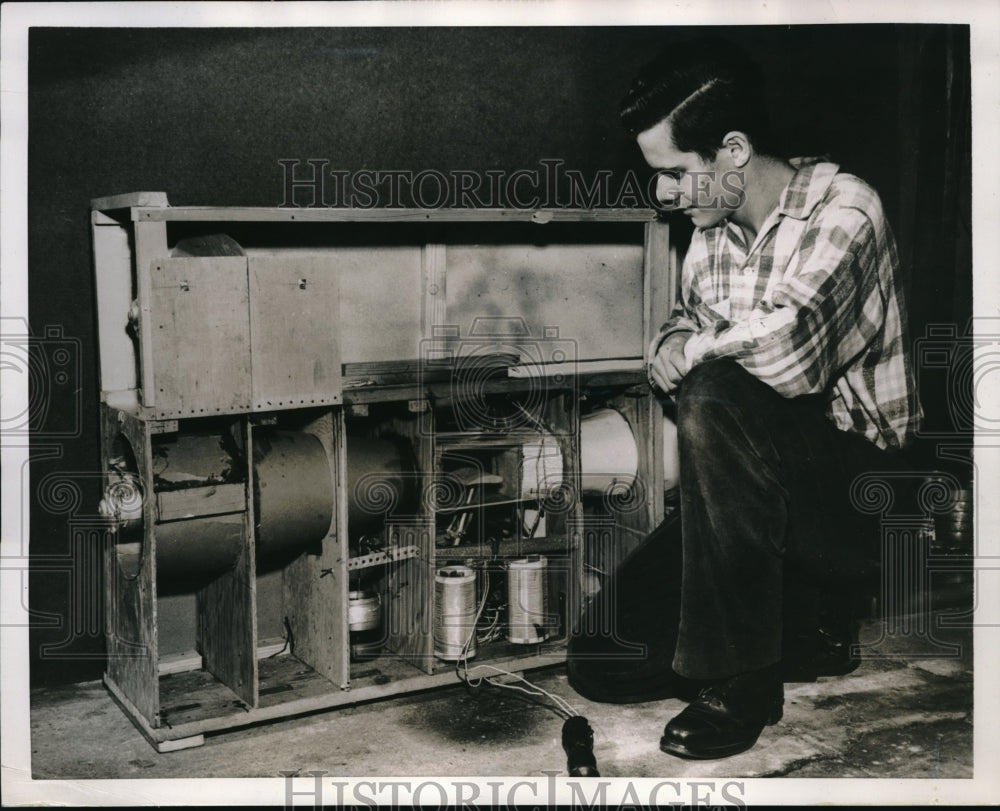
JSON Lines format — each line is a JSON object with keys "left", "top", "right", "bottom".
{"left": 646, "top": 229, "right": 722, "bottom": 362}
{"left": 682, "top": 206, "right": 885, "bottom": 398}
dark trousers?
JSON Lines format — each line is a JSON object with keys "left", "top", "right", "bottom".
{"left": 672, "top": 360, "right": 902, "bottom": 679}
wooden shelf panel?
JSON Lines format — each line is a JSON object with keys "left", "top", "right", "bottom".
{"left": 130, "top": 206, "right": 660, "bottom": 224}
{"left": 111, "top": 645, "right": 568, "bottom": 747}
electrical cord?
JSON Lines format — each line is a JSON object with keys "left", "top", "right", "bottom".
{"left": 452, "top": 569, "right": 600, "bottom": 776}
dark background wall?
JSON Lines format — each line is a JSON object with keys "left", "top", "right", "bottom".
{"left": 26, "top": 25, "right": 971, "bottom": 685}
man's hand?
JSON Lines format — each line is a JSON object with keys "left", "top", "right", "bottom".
{"left": 648, "top": 332, "right": 691, "bottom": 393}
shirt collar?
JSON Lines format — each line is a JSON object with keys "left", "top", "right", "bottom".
{"left": 715, "top": 157, "right": 841, "bottom": 253}
{"left": 777, "top": 157, "right": 841, "bottom": 220}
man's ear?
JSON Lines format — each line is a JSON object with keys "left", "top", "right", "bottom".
{"left": 719, "top": 131, "right": 752, "bottom": 168}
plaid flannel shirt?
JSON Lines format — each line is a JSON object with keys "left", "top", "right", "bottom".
{"left": 652, "top": 158, "right": 921, "bottom": 451}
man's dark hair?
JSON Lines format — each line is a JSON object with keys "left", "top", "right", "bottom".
{"left": 620, "top": 38, "right": 777, "bottom": 161}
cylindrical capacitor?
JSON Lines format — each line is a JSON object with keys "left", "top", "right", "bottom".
{"left": 507, "top": 555, "right": 549, "bottom": 644}
{"left": 434, "top": 565, "right": 478, "bottom": 661}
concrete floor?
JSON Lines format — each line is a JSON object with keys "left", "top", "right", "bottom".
{"left": 23, "top": 605, "right": 975, "bottom": 797}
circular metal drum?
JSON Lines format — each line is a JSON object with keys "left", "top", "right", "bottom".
{"left": 253, "top": 429, "right": 335, "bottom": 569}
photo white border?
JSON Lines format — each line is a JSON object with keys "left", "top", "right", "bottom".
{"left": 2, "top": 1, "right": 998, "bottom": 805}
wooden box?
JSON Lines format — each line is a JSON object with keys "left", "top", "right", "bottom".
{"left": 90, "top": 193, "right": 677, "bottom": 751}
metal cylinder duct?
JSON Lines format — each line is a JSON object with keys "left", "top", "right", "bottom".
{"left": 345, "top": 435, "right": 415, "bottom": 530}
{"left": 149, "top": 431, "right": 247, "bottom": 589}
{"left": 144, "top": 428, "right": 336, "bottom": 587}
{"left": 155, "top": 515, "right": 245, "bottom": 582}
{"left": 521, "top": 408, "right": 680, "bottom": 496}
{"left": 579, "top": 409, "right": 640, "bottom": 495}
{"left": 253, "top": 429, "right": 335, "bottom": 568}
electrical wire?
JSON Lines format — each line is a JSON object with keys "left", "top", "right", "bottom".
{"left": 454, "top": 569, "right": 580, "bottom": 720}
{"left": 461, "top": 664, "right": 579, "bottom": 719}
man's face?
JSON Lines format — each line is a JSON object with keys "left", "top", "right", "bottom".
{"left": 636, "top": 118, "right": 741, "bottom": 229}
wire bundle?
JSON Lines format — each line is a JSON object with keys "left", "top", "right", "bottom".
{"left": 453, "top": 569, "right": 579, "bottom": 721}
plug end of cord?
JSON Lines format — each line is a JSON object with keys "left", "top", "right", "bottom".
{"left": 562, "top": 715, "right": 600, "bottom": 777}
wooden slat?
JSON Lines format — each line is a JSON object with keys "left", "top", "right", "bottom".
{"left": 196, "top": 420, "right": 257, "bottom": 708}
{"left": 385, "top": 523, "right": 436, "bottom": 674}
{"left": 381, "top": 402, "right": 436, "bottom": 674}
{"left": 195, "top": 514, "right": 258, "bottom": 707}
{"left": 603, "top": 395, "right": 663, "bottom": 564}
{"left": 643, "top": 219, "right": 674, "bottom": 349}
{"left": 157, "top": 639, "right": 289, "bottom": 676}
{"left": 156, "top": 736, "right": 205, "bottom": 753}
{"left": 102, "top": 407, "right": 160, "bottom": 726}
{"left": 91, "top": 217, "right": 138, "bottom": 397}
{"left": 133, "top": 206, "right": 659, "bottom": 223}
{"left": 156, "top": 483, "right": 246, "bottom": 522}
{"left": 421, "top": 242, "right": 447, "bottom": 339}
{"left": 133, "top": 219, "right": 170, "bottom": 409}
{"left": 91, "top": 191, "right": 169, "bottom": 211}
{"left": 130, "top": 648, "right": 567, "bottom": 745}
{"left": 280, "top": 409, "right": 351, "bottom": 689}
{"left": 341, "top": 368, "right": 647, "bottom": 406}
{"left": 508, "top": 358, "right": 644, "bottom": 378}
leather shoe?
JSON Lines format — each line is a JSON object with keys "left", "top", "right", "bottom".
{"left": 659, "top": 665, "right": 783, "bottom": 759}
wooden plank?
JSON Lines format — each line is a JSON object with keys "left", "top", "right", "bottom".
{"left": 104, "top": 675, "right": 167, "bottom": 750}
{"left": 643, "top": 219, "right": 674, "bottom": 348}
{"left": 158, "top": 650, "right": 203, "bottom": 676}
{"left": 92, "top": 210, "right": 122, "bottom": 226}
{"left": 133, "top": 219, "right": 170, "bottom": 408}
{"left": 341, "top": 368, "right": 647, "bottom": 405}
{"left": 133, "top": 648, "right": 567, "bottom": 745}
{"left": 646, "top": 392, "right": 666, "bottom": 528}
{"left": 640, "top": 220, "right": 672, "bottom": 535}
{"left": 157, "top": 639, "right": 289, "bottom": 676}
{"left": 156, "top": 483, "right": 246, "bottom": 522}
{"left": 91, "top": 218, "right": 138, "bottom": 397}
{"left": 196, "top": 420, "right": 258, "bottom": 708}
{"left": 281, "top": 409, "right": 350, "bottom": 690}
{"left": 602, "top": 395, "right": 663, "bottom": 565}
{"left": 509, "top": 358, "right": 644, "bottom": 378}
{"left": 157, "top": 735, "right": 205, "bottom": 753}
{"left": 344, "top": 357, "right": 643, "bottom": 382}
{"left": 102, "top": 407, "right": 160, "bottom": 727}
{"left": 247, "top": 255, "right": 342, "bottom": 410}
{"left": 445, "top": 240, "right": 646, "bottom": 363}
{"left": 148, "top": 256, "right": 252, "bottom": 418}
{"left": 295, "top": 243, "right": 422, "bottom": 366}
{"left": 134, "top": 206, "right": 659, "bottom": 223}
{"left": 550, "top": 391, "right": 584, "bottom": 641}
{"left": 91, "top": 191, "right": 169, "bottom": 211}
{"left": 421, "top": 242, "right": 447, "bottom": 339}
{"left": 385, "top": 523, "right": 436, "bottom": 674}
{"left": 380, "top": 401, "right": 436, "bottom": 674}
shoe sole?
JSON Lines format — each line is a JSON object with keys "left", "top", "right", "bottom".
{"left": 658, "top": 703, "right": 783, "bottom": 760}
